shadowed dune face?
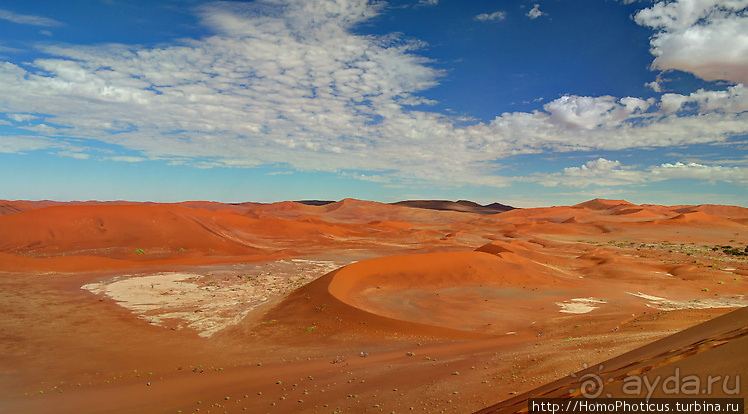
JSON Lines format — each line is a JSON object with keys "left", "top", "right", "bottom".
{"left": 0, "top": 198, "right": 747, "bottom": 414}
{"left": 573, "top": 198, "right": 636, "bottom": 211}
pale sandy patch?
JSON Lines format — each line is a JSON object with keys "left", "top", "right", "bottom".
{"left": 82, "top": 259, "right": 348, "bottom": 337}
{"left": 556, "top": 297, "right": 607, "bottom": 314}
{"left": 626, "top": 291, "right": 747, "bottom": 310}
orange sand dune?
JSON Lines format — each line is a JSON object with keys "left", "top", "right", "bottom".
{"left": 573, "top": 198, "right": 636, "bottom": 211}
{"left": 0, "top": 200, "right": 36, "bottom": 215}
{"left": 662, "top": 211, "right": 740, "bottom": 225}
{"left": 476, "top": 306, "right": 748, "bottom": 413}
{"left": 0, "top": 200, "right": 475, "bottom": 272}
{"left": 0, "top": 204, "right": 264, "bottom": 259}
{"left": 0, "top": 197, "right": 746, "bottom": 414}
{"left": 323, "top": 250, "right": 581, "bottom": 334}
{"left": 486, "top": 206, "right": 571, "bottom": 220}
{"left": 609, "top": 207, "right": 675, "bottom": 219}
{"left": 673, "top": 204, "right": 748, "bottom": 218}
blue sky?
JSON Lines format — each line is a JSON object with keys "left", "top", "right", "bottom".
{"left": 0, "top": 0, "right": 747, "bottom": 207}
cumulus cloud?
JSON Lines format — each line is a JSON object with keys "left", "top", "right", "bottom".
{"left": 543, "top": 95, "right": 654, "bottom": 129}
{"left": 0, "top": 0, "right": 746, "bottom": 189}
{"left": 537, "top": 158, "right": 645, "bottom": 188}
{"left": 650, "top": 161, "right": 748, "bottom": 184}
{"left": 475, "top": 11, "right": 507, "bottom": 22}
{"left": 659, "top": 93, "right": 690, "bottom": 114}
{"left": 527, "top": 4, "right": 544, "bottom": 19}
{"left": 0, "top": 9, "right": 63, "bottom": 27}
{"left": 657, "top": 84, "right": 748, "bottom": 114}
{"left": 635, "top": 0, "right": 748, "bottom": 84}
{"left": 646, "top": 80, "right": 662, "bottom": 92}
{"left": 535, "top": 158, "right": 748, "bottom": 187}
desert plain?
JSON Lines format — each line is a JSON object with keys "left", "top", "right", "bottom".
{"left": 0, "top": 198, "right": 746, "bottom": 413}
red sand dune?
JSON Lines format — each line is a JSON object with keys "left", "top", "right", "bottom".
{"left": 663, "top": 211, "right": 738, "bottom": 225}
{"left": 0, "top": 200, "right": 36, "bottom": 215}
{"left": 0, "top": 204, "right": 263, "bottom": 258}
{"left": 324, "top": 250, "right": 580, "bottom": 334}
{"left": 573, "top": 198, "right": 635, "bottom": 211}
{"left": 0, "top": 198, "right": 746, "bottom": 413}
{"left": 477, "top": 306, "right": 748, "bottom": 413}
{"left": 609, "top": 207, "right": 674, "bottom": 219}
{"left": 674, "top": 204, "right": 748, "bottom": 218}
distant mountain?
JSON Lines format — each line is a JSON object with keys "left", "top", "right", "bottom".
{"left": 295, "top": 200, "right": 337, "bottom": 206}
{"left": 484, "top": 202, "right": 515, "bottom": 211}
{"left": 392, "top": 200, "right": 516, "bottom": 215}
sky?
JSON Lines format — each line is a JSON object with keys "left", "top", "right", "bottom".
{"left": 0, "top": 0, "right": 747, "bottom": 207}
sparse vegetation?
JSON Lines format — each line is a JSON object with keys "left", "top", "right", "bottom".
{"left": 718, "top": 245, "right": 748, "bottom": 256}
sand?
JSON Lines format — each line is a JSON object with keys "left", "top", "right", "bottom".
{"left": 0, "top": 198, "right": 746, "bottom": 413}
{"left": 556, "top": 298, "right": 607, "bottom": 314}
{"left": 81, "top": 259, "right": 348, "bottom": 337}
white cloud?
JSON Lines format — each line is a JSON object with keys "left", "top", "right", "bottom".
{"left": 536, "top": 158, "right": 646, "bottom": 188}
{"left": 340, "top": 171, "right": 391, "bottom": 183}
{"left": 527, "top": 4, "right": 544, "bottom": 19}
{"left": 635, "top": 0, "right": 748, "bottom": 84}
{"left": 657, "top": 84, "right": 748, "bottom": 114}
{"left": 646, "top": 80, "right": 662, "bottom": 92}
{"left": 57, "top": 150, "right": 90, "bottom": 159}
{"left": 687, "top": 84, "right": 748, "bottom": 112}
{"left": 419, "top": 0, "right": 439, "bottom": 6}
{"left": 650, "top": 161, "right": 748, "bottom": 184}
{"left": 108, "top": 156, "right": 148, "bottom": 163}
{"left": 0, "top": 9, "right": 63, "bottom": 27}
{"left": 659, "top": 93, "right": 689, "bottom": 114}
{"left": 534, "top": 158, "right": 748, "bottom": 188}
{"left": 0, "top": 135, "right": 59, "bottom": 153}
{"left": 0, "top": 0, "right": 746, "bottom": 190}
{"left": 20, "top": 123, "right": 60, "bottom": 134}
{"left": 8, "top": 113, "right": 39, "bottom": 123}
{"left": 475, "top": 11, "right": 507, "bottom": 22}
{"left": 543, "top": 95, "right": 654, "bottom": 129}
{"left": 0, "top": 44, "right": 23, "bottom": 55}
